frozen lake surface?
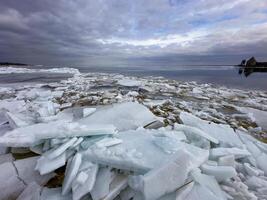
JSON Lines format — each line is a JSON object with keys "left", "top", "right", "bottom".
{"left": 0, "top": 65, "right": 266, "bottom": 91}
{"left": 78, "top": 66, "right": 267, "bottom": 91}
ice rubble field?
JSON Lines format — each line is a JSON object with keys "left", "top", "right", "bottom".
{"left": 0, "top": 67, "right": 267, "bottom": 200}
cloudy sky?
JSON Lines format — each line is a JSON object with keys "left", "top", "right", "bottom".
{"left": 0, "top": 0, "right": 267, "bottom": 67}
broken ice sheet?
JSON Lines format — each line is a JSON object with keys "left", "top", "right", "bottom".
{"left": 0, "top": 162, "right": 26, "bottom": 200}
{"left": 200, "top": 163, "right": 237, "bottom": 182}
{"left": 183, "top": 184, "right": 224, "bottom": 200}
{"left": 153, "top": 136, "right": 183, "bottom": 154}
{"left": 82, "top": 129, "right": 208, "bottom": 173}
{"left": 72, "top": 162, "right": 98, "bottom": 200}
{"left": 80, "top": 135, "right": 108, "bottom": 150}
{"left": 4, "top": 111, "right": 30, "bottom": 128}
{"left": 62, "top": 153, "right": 82, "bottom": 195}
{"left": 47, "top": 137, "right": 78, "bottom": 159}
{"left": 17, "top": 182, "right": 41, "bottom": 200}
{"left": 94, "top": 137, "right": 122, "bottom": 148}
{"left": 175, "top": 181, "right": 195, "bottom": 200}
{"left": 101, "top": 174, "right": 128, "bottom": 200}
{"left": 190, "top": 169, "right": 227, "bottom": 200}
{"left": 117, "top": 78, "right": 142, "bottom": 87}
{"left": 41, "top": 187, "right": 72, "bottom": 200}
{"left": 79, "top": 102, "right": 161, "bottom": 131}
{"left": 0, "top": 153, "right": 14, "bottom": 164}
{"left": 180, "top": 112, "right": 243, "bottom": 147}
{"left": 237, "top": 106, "right": 267, "bottom": 130}
{"left": 210, "top": 147, "right": 251, "bottom": 159}
{"left": 174, "top": 123, "right": 219, "bottom": 144}
{"left": 36, "top": 151, "right": 66, "bottom": 175}
{"left": 15, "top": 156, "right": 55, "bottom": 185}
{"left": 0, "top": 121, "right": 116, "bottom": 147}
{"left": 128, "top": 149, "right": 204, "bottom": 200}
{"left": 90, "top": 167, "right": 112, "bottom": 200}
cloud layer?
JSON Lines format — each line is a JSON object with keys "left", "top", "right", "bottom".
{"left": 0, "top": 0, "right": 267, "bottom": 66}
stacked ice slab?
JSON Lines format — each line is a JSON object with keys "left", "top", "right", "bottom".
{"left": 0, "top": 79, "right": 267, "bottom": 200}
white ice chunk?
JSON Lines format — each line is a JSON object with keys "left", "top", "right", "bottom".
{"left": 256, "top": 153, "right": 267, "bottom": 175}
{"left": 174, "top": 124, "right": 219, "bottom": 144}
{"left": 4, "top": 111, "right": 29, "bottom": 128}
{"left": 102, "top": 174, "right": 128, "bottom": 200}
{"left": 80, "top": 135, "right": 108, "bottom": 150}
{"left": 62, "top": 153, "right": 82, "bottom": 195}
{"left": 243, "top": 140, "right": 267, "bottom": 174}
{"left": 237, "top": 107, "right": 267, "bottom": 130}
{"left": 152, "top": 130, "right": 186, "bottom": 142}
{"left": 95, "top": 137, "right": 123, "bottom": 148}
{"left": 117, "top": 79, "right": 142, "bottom": 87}
{"left": 210, "top": 147, "right": 251, "bottom": 159}
{"left": 255, "top": 140, "right": 267, "bottom": 154}
{"left": 180, "top": 112, "right": 243, "bottom": 147}
{"left": 40, "top": 109, "right": 73, "bottom": 123}
{"left": 72, "top": 163, "right": 98, "bottom": 200}
{"left": 80, "top": 102, "right": 159, "bottom": 131}
{"left": 153, "top": 136, "right": 185, "bottom": 154}
{"left": 0, "top": 146, "right": 9, "bottom": 155}
{"left": 245, "top": 176, "right": 267, "bottom": 190}
{"left": 190, "top": 169, "right": 227, "bottom": 200}
{"left": 200, "top": 164, "right": 237, "bottom": 182}
{"left": 0, "top": 121, "right": 116, "bottom": 147}
{"left": 83, "top": 107, "right": 96, "bottom": 117}
{"left": 91, "top": 167, "right": 112, "bottom": 200}
{"left": 73, "top": 171, "right": 89, "bottom": 188}
{"left": 36, "top": 151, "right": 66, "bottom": 175}
{"left": 244, "top": 163, "right": 264, "bottom": 176}
{"left": 82, "top": 129, "right": 208, "bottom": 173}
{"left": 0, "top": 99, "right": 26, "bottom": 113}
{"left": 17, "top": 182, "right": 41, "bottom": 200}
{"left": 60, "top": 103, "right": 72, "bottom": 110}
{"left": 126, "top": 91, "right": 139, "bottom": 97}
{"left": 0, "top": 162, "right": 26, "bottom": 200}
{"left": 47, "top": 137, "right": 78, "bottom": 159}
{"left": 71, "top": 137, "right": 84, "bottom": 148}
{"left": 41, "top": 187, "right": 72, "bottom": 200}
{"left": 184, "top": 184, "right": 224, "bottom": 200}
{"left": 218, "top": 155, "right": 235, "bottom": 167}
{"left": 0, "top": 153, "right": 14, "bottom": 164}
{"left": 15, "top": 156, "right": 55, "bottom": 185}
{"left": 175, "top": 181, "right": 194, "bottom": 200}
{"left": 128, "top": 149, "right": 202, "bottom": 200}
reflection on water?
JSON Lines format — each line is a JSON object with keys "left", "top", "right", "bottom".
{"left": 238, "top": 67, "right": 267, "bottom": 77}
{"left": 237, "top": 57, "right": 267, "bottom": 77}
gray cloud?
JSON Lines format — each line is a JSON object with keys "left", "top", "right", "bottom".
{"left": 0, "top": 0, "right": 267, "bottom": 67}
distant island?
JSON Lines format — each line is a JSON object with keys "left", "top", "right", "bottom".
{"left": 238, "top": 57, "right": 267, "bottom": 77}
{"left": 0, "top": 62, "right": 28, "bottom": 66}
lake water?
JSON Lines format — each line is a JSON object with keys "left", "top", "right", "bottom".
{"left": 0, "top": 66, "right": 266, "bottom": 91}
